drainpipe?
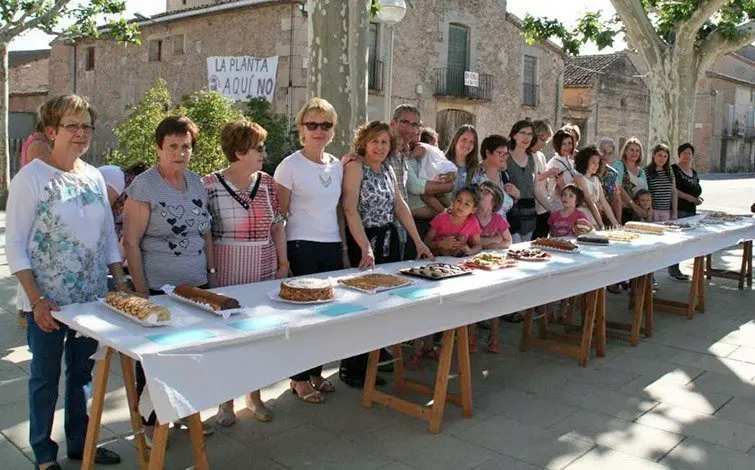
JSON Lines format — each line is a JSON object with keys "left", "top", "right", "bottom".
{"left": 286, "top": 2, "right": 296, "bottom": 133}
{"left": 554, "top": 62, "right": 565, "bottom": 126}
{"left": 71, "top": 42, "right": 77, "bottom": 93}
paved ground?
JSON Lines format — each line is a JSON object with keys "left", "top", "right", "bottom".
{"left": 1, "top": 179, "right": 754, "bottom": 469}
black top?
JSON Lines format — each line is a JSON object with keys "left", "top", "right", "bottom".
{"left": 672, "top": 164, "right": 701, "bottom": 215}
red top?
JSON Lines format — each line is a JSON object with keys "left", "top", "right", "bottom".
{"left": 548, "top": 210, "right": 590, "bottom": 237}
{"left": 21, "top": 132, "right": 48, "bottom": 167}
{"left": 430, "top": 211, "right": 482, "bottom": 243}
{"left": 476, "top": 213, "right": 510, "bottom": 237}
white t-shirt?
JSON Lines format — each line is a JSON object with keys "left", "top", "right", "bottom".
{"left": 274, "top": 150, "right": 343, "bottom": 243}
{"left": 533, "top": 151, "right": 548, "bottom": 215}
{"left": 418, "top": 145, "right": 457, "bottom": 181}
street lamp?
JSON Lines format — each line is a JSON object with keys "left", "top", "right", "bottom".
{"left": 376, "top": 0, "right": 407, "bottom": 121}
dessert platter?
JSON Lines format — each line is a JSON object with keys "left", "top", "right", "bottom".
{"left": 599, "top": 229, "right": 641, "bottom": 242}
{"left": 101, "top": 291, "right": 171, "bottom": 327}
{"left": 700, "top": 212, "right": 744, "bottom": 224}
{"left": 507, "top": 248, "right": 552, "bottom": 262}
{"left": 463, "top": 252, "right": 519, "bottom": 270}
{"left": 337, "top": 273, "right": 412, "bottom": 294}
{"left": 163, "top": 284, "right": 243, "bottom": 317}
{"left": 659, "top": 221, "right": 696, "bottom": 231}
{"left": 623, "top": 221, "right": 666, "bottom": 234}
{"left": 530, "top": 237, "right": 580, "bottom": 253}
{"left": 399, "top": 263, "right": 473, "bottom": 280}
{"left": 270, "top": 278, "right": 336, "bottom": 304}
{"left": 576, "top": 234, "right": 610, "bottom": 246}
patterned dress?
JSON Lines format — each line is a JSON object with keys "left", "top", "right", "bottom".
{"left": 203, "top": 171, "right": 283, "bottom": 286}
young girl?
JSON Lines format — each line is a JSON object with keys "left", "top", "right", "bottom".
{"left": 644, "top": 144, "right": 677, "bottom": 221}
{"left": 411, "top": 188, "right": 482, "bottom": 369}
{"left": 468, "top": 181, "right": 511, "bottom": 353}
{"left": 548, "top": 184, "right": 592, "bottom": 237}
{"left": 424, "top": 187, "right": 483, "bottom": 257}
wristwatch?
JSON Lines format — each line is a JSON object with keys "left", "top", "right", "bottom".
{"left": 207, "top": 267, "right": 217, "bottom": 274}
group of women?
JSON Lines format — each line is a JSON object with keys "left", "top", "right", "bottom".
{"left": 7, "top": 92, "right": 703, "bottom": 469}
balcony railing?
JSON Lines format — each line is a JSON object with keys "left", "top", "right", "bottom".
{"left": 433, "top": 68, "right": 493, "bottom": 101}
{"left": 368, "top": 58, "right": 383, "bottom": 91}
{"left": 523, "top": 82, "right": 539, "bottom": 107}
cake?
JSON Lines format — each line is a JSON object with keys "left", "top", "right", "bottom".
{"left": 174, "top": 284, "right": 241, "bottom": 311}
{"left": 577, "top": 235, "right": 609, "bottom": 245}
{"left": 602, "top": 230, "right": 641, "bottom": 242}
{"left": 105, "top": 291, "right": 171, "bottom": 322}
{"left": 338, "top": 274, "right": 409, "bottom": 291}
{"left": 465, "top": 253, "right": 518, "bottom": 270}
{"left": 279, "top": 278, "right": 334, "bottom": 302}
{"left": 571, "top": 218, "right": 594, "bottom": 236}
{"left": 531, "top": 237, "right": 579, "bottom": 251}
{"left": 624, "top": 221, "right": 665, "bottom": 234}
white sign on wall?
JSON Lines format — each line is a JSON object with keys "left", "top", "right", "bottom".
{"left": 464, "top": 71, "right": 479, "bottom": 87}
{"left": 207, "top": 55, "right": 279, "bottom": 102}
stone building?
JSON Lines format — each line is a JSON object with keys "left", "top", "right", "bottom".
{"left": 47, "top": 0, "right": 564, "bottom": 153}
{"left": 8, "top": 49, "right": 50, "bottom": 139}
{"left": 562, "top": 52, "right": 650, "bottom": 156}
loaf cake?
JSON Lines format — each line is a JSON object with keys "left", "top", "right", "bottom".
{"left": 624, "top": 221, "right": 665, "bottom": 234}
{"left": 577, "top": 235, "right": 609, "bottom": 245}
{"left": 174, "top": 284, "right": 241, "bottom": 311}
{"left": 105, "top": 291, "right": 171, "bottom": 322}
{"left": 279, "top": 278, "right": 334, "bottom": 302}
{"left": 531, "top": 237, "right": 579, "bottom": 251}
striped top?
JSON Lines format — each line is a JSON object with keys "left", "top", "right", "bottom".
{"left": 645, "top": 167, "right": 674, "bottom": 211}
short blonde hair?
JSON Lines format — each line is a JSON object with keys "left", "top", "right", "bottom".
{"left": 353, "top": 121, "right": 395, "bottom": 157}
{"left": 295, "top": 98, "right": 337, "bottom": 145}
{"left": 39, "top": 95, "right": 97, "bottom": 130}
{"left": 220, "top": 120, "right": 268, "bottom": 162}
{"left": 620, "top": 137, "right": 645, "bottom": 166}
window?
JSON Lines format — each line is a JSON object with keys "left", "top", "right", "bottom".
{"left": 85, "top": 47, "right": 95, "bottom": 71}
{"left": 447, "top": 24, "right": 469, "bottom": 95}
{"left": 368, "top": 23, "right": 381, "bottom": 90}
{"left": 173, "top": 34, "right": 185, "bottom": 55}
{"left": 523, "top": 55, "right": 537, "bottom": 107}
{"left": 149, "top": 39, "right": 162, "bottom": 62}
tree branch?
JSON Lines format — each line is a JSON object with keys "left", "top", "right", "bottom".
{"left": 610, "top": 0, "right": 666, "bottom": 67}
{"left": 2, "top": 0, "right": 70, "bottom": 39}
{"left": 675, "top": 0, "right": 729, "bottom": 46}
{"left": 698, "top": 20, "right": 755, "bottom": 72}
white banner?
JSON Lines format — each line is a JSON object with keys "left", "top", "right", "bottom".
{"left": 207, "top": 55, "right": 279, "bottom": 102}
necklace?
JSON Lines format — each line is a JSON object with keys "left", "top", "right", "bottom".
{"left": 319, "top": 172, "right": 332, "bottom": 187}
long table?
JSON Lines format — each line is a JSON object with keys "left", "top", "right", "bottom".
{"left": 53, "top": 216, "right": 755, "bottom": 468}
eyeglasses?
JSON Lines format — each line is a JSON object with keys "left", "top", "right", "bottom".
{"left": 303, "top": 121, "right": 334, "bottom": 131}
{"left": 398, "top": 119, "right": 422, "bottom": 129}
{"left": 60, "top": 123, "right": 94, "bottom": 134}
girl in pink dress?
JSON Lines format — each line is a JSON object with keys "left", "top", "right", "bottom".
{"left": 424, "top": 187, "right": 483, "bottom": 256}
{"left": 548, "top": 184, "right": 591, "bottom": 237}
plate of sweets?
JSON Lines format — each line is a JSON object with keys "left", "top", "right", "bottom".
{"left": 576, "top": 234, "right": 610, "bottom": 246}
{"left": 530, "top": 237, "right": 580, "bottom": 253}
{"left": 337, "top": 273, "right": 412, "bottom": 294}
{"left": 659, "top": 221, "right": 696, "bottom": 231}
{"left": 269, "top": 278, "right": 337, "bottom": 304}
{"left": 101, "top": 291, "right": 171, "bottom": 327}
{"left": 463, "top": 252, "right": 519, "bottom": 270}
{"left": 599, "top": 229, "right": 641, "bottom": 242}
{"left": 700, "top": 212, "right": 744, "bottom": 224}
{"left": 507, "top": 248, "right": 552, "bottom": 262}
{"left": 623, "top": 221, "right": 666, "bottom": 235}
{"left": 399, "top": 263, "right": 473, "bottom": 280}
{"left": 163, "top": 284, "right": 243, "bottom": 318}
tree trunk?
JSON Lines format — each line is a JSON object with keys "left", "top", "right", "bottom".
{"left": 308, "top": 0, "right": 370, "bottom": 157}
{"left": 0, "top": 41, "right": 9, "bottom": 200}
{"left": 645, "top": 50, "right": 698, "bottom": 164}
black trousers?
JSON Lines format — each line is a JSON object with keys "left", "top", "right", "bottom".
{"left": 532, "top": 212, "right": 550, "bottom": 239}
{"left": 402, "top": 218, "right": 431, "bottom": 261}
{"left": 340, "top": 225, "right": 400, "bottom": 379}
{"left": 287, "top": 240, "right": 343, "bottom": 381}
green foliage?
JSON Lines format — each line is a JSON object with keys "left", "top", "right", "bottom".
{"left": 107, "top": 79, "right": 245, "bottom": 176}
{"left": 244, "top": 98, "right": 299, "bottom": 175}
{"left": 522, "top": 0, "right": 755, "bottom": 56}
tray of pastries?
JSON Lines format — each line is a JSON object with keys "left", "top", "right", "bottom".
{"left": 101, "top": 291, "right": 171, "bottom": 327}
{"left": 463, "top": 252, "right": 519, "bottom": 270}
{"left": 576, "top": 234, "right": 610, "bottom": 245}
{"left": 530, "top": 237, "right": 580, "bottom": 253}
{"left": 659, "top": 221, "right": 696, "bottom": 231}
{"left": 163, "top": 284, "right": 243, "bottom": 317}
{"left": 700, "top": 212, "right": 744, "bottom": 224}
{"left": 599, "top": 229, "right": 641, "bottom": 242}
{"left": 337, "top": 273, "right": 412, "bottom": 294}
{"left": 507, "top": 248, "right": 552, "bottom": 262}
{"left": 399, "top": 263, "right": 473, "bottom": 280}
{"left": 270, "top": 278, "right": 337, "bottom": 304}
{"left": 623, "top": 221, "right": 666, "bottom": 234}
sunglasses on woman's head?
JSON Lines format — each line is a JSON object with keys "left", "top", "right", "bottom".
{"left": 303, "top": 121, "right": 334, "bottom": 131}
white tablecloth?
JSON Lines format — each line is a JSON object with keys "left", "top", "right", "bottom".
{"left": 54, "top": 216, "right": 755, "bottom": 422}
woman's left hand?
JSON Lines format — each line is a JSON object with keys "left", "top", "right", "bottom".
{"left": 359, "top": 247, "right": 376, "bottom": 271}
{"left": 414, "top": 241, "right": 436, "bottom": 261}
{"left": 275, "top": 263, "right": 289, "bottom": 279}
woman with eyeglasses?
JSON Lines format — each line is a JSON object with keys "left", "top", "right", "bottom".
{"left": 7, "top": 95, "right": 125, "bottom": 469}
{"left": 274, "top": 98, "right": 345, "bottom": 404}
{"left": 506, "top": 119, "right": 539, "bottom": 242}
{"left": 203, "top": 120, "right": 286, "bottom": 425}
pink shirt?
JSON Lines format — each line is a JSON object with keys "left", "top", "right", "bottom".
{"left": 548, "top": 210, "right": 590, "bottom": 237}
{"left": 476, "top": 213, "right": 510, "bottom": 237}
{"left": 430, "top": 211, "right": 482, "bottom": 243}
{"left": 21, "top": 132, "right": 48, "bottom": 167}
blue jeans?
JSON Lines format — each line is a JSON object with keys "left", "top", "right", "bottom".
{"left": 26, "top": 312, "right": 98, "bottom": 466}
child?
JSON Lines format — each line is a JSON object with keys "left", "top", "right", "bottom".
{"left": 644, "top": 143, "right": 677, "bottom": 221}
{"left": 632, "top": 189, "right": 654, "bottom": 222}
{"left": 468, "top": 181, "right": 512, "bottom": 353}
{"left": 416, "top": 144, "right": 458, "bottom": 217}
{"left": 410, "top": 188, "right": 482, "bottom": 370}
{"left": 548, "top": 184, "right": 592, "bottom": 237}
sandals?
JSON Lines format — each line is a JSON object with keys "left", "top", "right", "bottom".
{"left": 244, "top": 393, "right": 273, "bottom": 422}
{"left": 215, "top": 402, "right": 236, "bottom": 426}
{"left": 487, "top": 337, "right": 499, "bottom": 353}
{"left": 290, "top": 380, "right": 324, "bottom": 404}
{"left": 310, "top": 376, "right": 335, "bottom": 393}
{"left": 469, "top": 336, "right": 479, "bottom": 353}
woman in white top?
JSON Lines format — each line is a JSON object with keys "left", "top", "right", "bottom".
{"left": 7, "top": 95, "right": 125, "bottom": 468}
{"left": 274, "top": 98, "right": 344, "bottom": 404}
{"left": 573, "top": 146, "right": 620, "bottom": 229}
